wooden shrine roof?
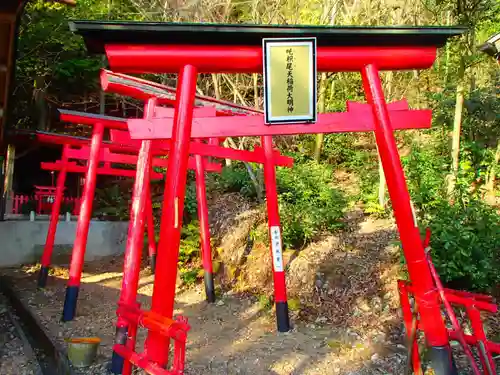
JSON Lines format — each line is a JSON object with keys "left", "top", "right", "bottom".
{"left": 70, "top": 20, "right": 467, "bottom": 54}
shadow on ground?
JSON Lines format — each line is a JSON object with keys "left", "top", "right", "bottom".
{"left": 1, "top": 213, "right": 415, "bottom": 375}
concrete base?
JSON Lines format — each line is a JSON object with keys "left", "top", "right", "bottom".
{"left": 0, "top": 220, "right": 128, "bottom": 267}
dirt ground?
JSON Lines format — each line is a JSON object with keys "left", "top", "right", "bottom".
{"left": 0, "top": 294, "right": 41, "bottom": 375}
{"left": 1, "top": 209, "right": 499, "bottom": 374}
{"left": 3, "top": 265, "right": 412, "bottom": 375}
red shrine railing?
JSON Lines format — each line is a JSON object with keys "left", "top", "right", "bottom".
{"left": 10, "top": 193, "right": 81, "bottom": 216}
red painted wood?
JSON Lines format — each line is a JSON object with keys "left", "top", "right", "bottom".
{"left": 100, "top": 69, "right": 262, "bottom": 116}
{"left": 59, "top": 111, "right": 128, "bottom": 130}
{"left": 41, "top": 161, "right": 164, "bottom": 179}
{"left": 361, "top": 64, "right": 448, "bottom": 347}
{"left": 37, "top": 131, "right": 292, "bottom": 166}
{"left": 127, "top": 109, "right": 432, "bottom": 140}
{"left": 41, "top": 144, "right": 70, "bottom": 267}
{"left": 64, "top": 146, "right": 222, "bottom": 173}
{"left": 147, "top": 65, "right": 198, "bottom": 366}
{"left": 110, "top": 130, "right": 294, "bottom": 166}
{"left": 105, "top": 45, "right": 437, "bottom": 73}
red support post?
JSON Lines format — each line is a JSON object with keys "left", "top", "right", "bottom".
{"left": 194, "top": 140, "right": 215, "bottom": 303}
{"left": 361, "top": 64, "right": 454, "bottom": 373}
{"left": 62, "top": 122, "right": 105, "bottom": 322}
{"left": 110, "top": 99, "right": 156, "bottom": 374}
{"left": 146, "top": 182, "right": 157, "bottom": 273}
{"left": 146, "top": 65, "right": 198, "bottom": 367}
{"left": 262, "top": 135, "right": 290, "bottom": 332}
{"left": 38, "top": 144, "right": 70, "bottom": 288}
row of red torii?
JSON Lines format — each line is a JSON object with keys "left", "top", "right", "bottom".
{"left": 33, "top": 21, "right": 500, "bottom": 375}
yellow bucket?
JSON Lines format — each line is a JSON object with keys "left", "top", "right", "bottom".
{"left": 66, "top": 337, "right": 101, "bottom": 368}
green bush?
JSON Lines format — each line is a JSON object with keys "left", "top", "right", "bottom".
{"left": 215, "top": 164, "right": 258, "bottom": 199}
{"left": 276, "top": 161, "right": 346, "bottom": 248}
{"left": 402, "top": 136, "right": 449, "bottom": 211}
{"left": 184, "top": 178, "right": 198, "bottom": 220}
{"left": 420, "top": 199, "right": 500, "bottom": 292}
{"left": 179, "top": 220, "right": 201, "bottom": 264}
{"left": 93, "top": 184, "right": 130, "bottom": 220}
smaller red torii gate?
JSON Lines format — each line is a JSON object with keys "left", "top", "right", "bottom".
{"left": 99, "top": 69, "right": 295, "bottom": 307}
{"left": 37, "top": 140, "right": 221, "bottom": 281}
{"left": 55, "top": 108, "right": 294, "bottom": 322}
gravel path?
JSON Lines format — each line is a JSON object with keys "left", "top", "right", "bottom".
{"left": 1, "top": 210, "right": 498, "bottom": 374}
{"left": 0, "top": 293, "right": 42, "bottom": 375}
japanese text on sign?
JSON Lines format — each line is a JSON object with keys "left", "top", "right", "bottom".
{"left": 262, "top": 38, "right": 317, "bottom": 124}
{"left": 286, "top": 48, "right": 294, "bottom": 113}
{"left": 270, "top": 226, "right": 284, "bottom": 272}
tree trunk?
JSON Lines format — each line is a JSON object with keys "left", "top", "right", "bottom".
{"left": 34, "top": 77, "right": 47, "bottom": 131}
{"left": 0, "top": 150, "right": 5, "bottom": 220}
{"left": 211, "top": 73, "right": 221, "bottom": 100}
{"left": 485, "top": 139, "right": 500, "bottom": 193}
{"left": 253, "top": 73, "right": 259, "bottom": 109}
{"left": 447, "top": 79, "right": 465, "bottom": 196}
{"left": 314, "top": 73, "right": 328, "bottom": 162}
{"left": 3, "top": 144, "right": 15, "bottom": 216}
{"left": 100, "top": 55, "right": 106, "bottom": 115}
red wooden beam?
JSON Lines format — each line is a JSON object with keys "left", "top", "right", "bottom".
{"left": 127, "top": 108, "right": 432, "bottom": 140}
{"left": 37, "top": 131, "right": 293, "bottom": 167}
{"left": 110, "top": 130, "right": 293, "bottom": 167}
{"left": 105, "top": 45, "right": 437, "bottom": 74}
{"left": 58, "top": 107, "right": 218, "bottom": 132}
{"left": 41, "top": 161, "right": 165, "bottom": 179}
{"left": 65, "top": 146, "right": 223, "bottom": 173}
{"left": 59, "top": 110, "right": 128, "bottom": 130}
{"left": 100, "top": 69, "right": 262, "bottom": 116}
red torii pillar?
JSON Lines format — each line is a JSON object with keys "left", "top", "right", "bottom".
{"left": 53, "top": 132, "right": 221, "bottom": 321}
{"left": 38, "top": 144, "right": 70, "bottom": 287}
{"left": 100, "top": 71, "right": 294, "bottom": 305}
{"left": 126, "top": 92, "right": 448, "bottom": 369}
{"left": 70, "top": 21, "right": 465, "bottom": 374}
{"left": 36, "top": 141, "right": 166, "bottom": 288}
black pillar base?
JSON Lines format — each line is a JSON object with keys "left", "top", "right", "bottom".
{"left": 37, "top": 266, "right": 49, "bottom": 288}
{"left": 109, "top": 326, "right": 128, "bottom": 374}
{"left": 275, "top": 301, "right": 290, "bottom": 332}
{"left": 61, "top": 285, "right": 79, "bottom": 322}
{"left": 427, "top": 345, "right": 458, "bottom": 375}
{"left": 149, "top": 254, "right": 156, "bottom": 274}
{"left": 204, "top": 272, "right": 216, "bottom": 303}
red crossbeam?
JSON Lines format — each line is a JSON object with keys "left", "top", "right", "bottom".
{"left": 112, "top": 345, "right": 172, "bottom": 375}
{"left": 105, "top": 45, "right": 438, "bottom": 73}
{"left": 398, "top": 279, "right": 500, "bottom": 375}
{"left": 37, "top": 130, "right": 293, "bottom": 167}
{"left": 40, "top": 161, "right": 164, "bottom": 178}
{"left": 402, "top": 281, "right": 498, "bottom": 313}
{"left": 100, "top": 69, "right": 261, "bottom": 116}
{"left": 59, "top": 110, "right": 128, "bottom": 130}
{"left": 58, "top": 106, "right": 217, "bottom": 131}
{"left": 127, "top": 108, "right": 432, "bottom": 140}
{"left": 109, "top": 130, "right": 293, "bottom": 167}
{"left": 65, "top": 146, "right": 223, "bottom": 173}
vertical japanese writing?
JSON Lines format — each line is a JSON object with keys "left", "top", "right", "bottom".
{"left": 271, "top": 226, "right": 283, "bottom": 272}
{"left": 286, "top": 48, "right": 294, "bottom": 113}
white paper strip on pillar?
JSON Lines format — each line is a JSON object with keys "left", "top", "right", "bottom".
{"left": 270, "top": 225, "right": 284, "bottom": 272}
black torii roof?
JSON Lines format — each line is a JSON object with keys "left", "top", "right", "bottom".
{"left": 69, "top": 20, "right": 467, "bottom": 54}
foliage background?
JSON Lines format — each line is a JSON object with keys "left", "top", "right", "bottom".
{"left": 11, "top": 0, "right": 500, "bottom": 293}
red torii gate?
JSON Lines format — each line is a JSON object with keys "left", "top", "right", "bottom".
{"left": 69, "top": 21, "right": 479, "bottom": 375}
{"left": 36, "top": 135, "right": 223, "bottom": 288}
{"left": 55, "top": 107, "right": 294, "bottom": 320}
